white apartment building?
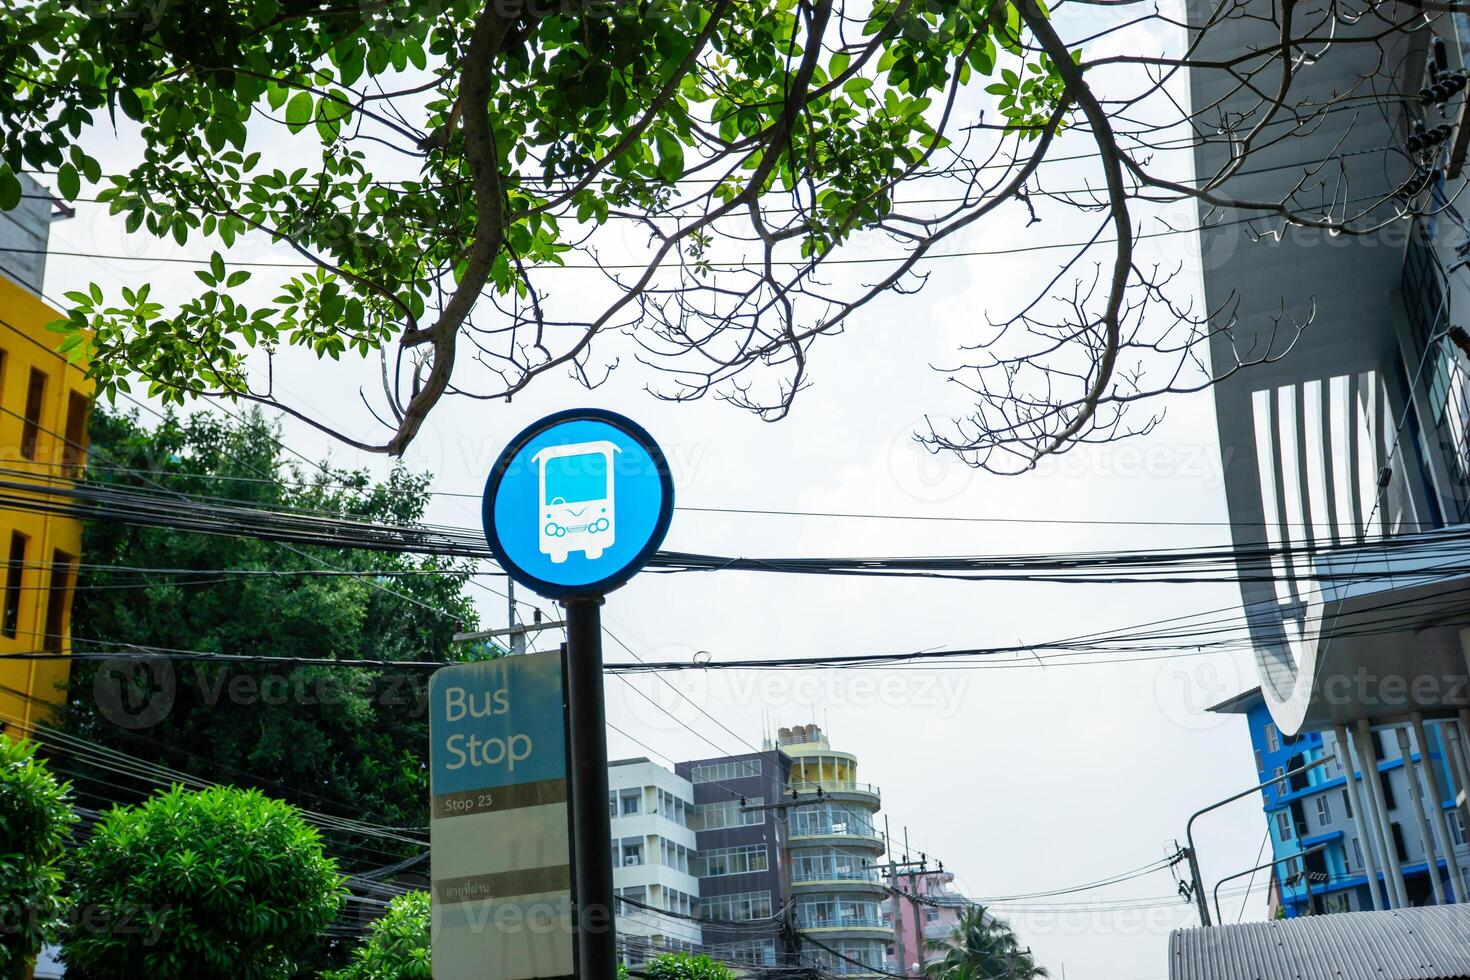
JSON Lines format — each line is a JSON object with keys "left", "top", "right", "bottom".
{"left": 609, "top": 758, "right": 703, "bottom": 965}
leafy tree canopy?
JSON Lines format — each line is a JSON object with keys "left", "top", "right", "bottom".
{"left": 325, "top": 890, "right": 429, "bottom": 980}
{"left": 60, "top": 784, "right": 345, "bottom": 980}
{"left": 61, "top": 407, "right": 482, "bottom": 866}
{"left": 0, "top": 735, "right": 75, "bottom": 980}
{"left": 925, "top": 906, "right": 1048, "bottom": 980}
{"left": 0, "top": 0, "right": 1098, "bottom": 469}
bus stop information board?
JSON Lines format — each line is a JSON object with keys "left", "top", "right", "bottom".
{"left": 429, "top": 652, "right": 574, "bottom": 979}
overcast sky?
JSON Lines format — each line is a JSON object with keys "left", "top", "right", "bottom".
{"left": 26, "top": 3, "right": 1293, "bottom": 976}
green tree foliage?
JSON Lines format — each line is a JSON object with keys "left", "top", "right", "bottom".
{"left": 60, "top": 785, "right": 345, "bottom": 980}
{"left": 62, "top": 408, "right": 481, "bottom": 863}
{"left": 635, "top": 953, "right": 736, "bottom": 980}
{"left": 325, "top": 890, "right": 429, "bottom": 980}
{"left": 0, "top": 735, "right": 75, "bottom": 980}
{"left": 924, "top": 906, "right": 1048, "bottom": 980}
{"left": 0, "top": 0, "right": 1084, "bottom": 464}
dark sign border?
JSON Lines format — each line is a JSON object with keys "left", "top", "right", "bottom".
{"left": 481, "top": 408, "right": 675, "bottom": 599}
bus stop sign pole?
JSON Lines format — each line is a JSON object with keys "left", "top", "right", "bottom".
{"left": 563, "top": 594, "right": 616, "bottom": 975}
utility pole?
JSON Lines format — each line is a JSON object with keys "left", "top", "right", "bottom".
{"left": 887, "top": 816, "right": 905, "bottom": 974}
{"left": 906, "top": 828, "right": 926, "bottom": 978}
{"left": 1184, "top": 754, "right": 1335, "bottom": 925}
{"left": 508, "top": 580, "right": 524, "bottom": 655}
{"left": 452, "top": 588, "right": 564, "bottom": 653}
{"left": 875, "top": 827, "right": 931, "bottom": 979}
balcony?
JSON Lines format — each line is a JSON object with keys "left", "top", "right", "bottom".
{"left": 790, "top": 780, "right": 882, "bottom": 806}
{"left": 789, "top": 824, "right": 886, "bottom": 851}
{"left": 791, "top": 869, "right": 888, "bottom": 896}
{"left": 800, "top": 915, "right": 886, "bottom": 930}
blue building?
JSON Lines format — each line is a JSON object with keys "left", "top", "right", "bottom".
{"left": 1213, "top": 689, "right": 1470, "bottom": 914}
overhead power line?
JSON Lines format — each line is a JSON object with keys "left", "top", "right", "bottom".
{"left": 7, "top": 467, "right": 1470, "bottom": 588}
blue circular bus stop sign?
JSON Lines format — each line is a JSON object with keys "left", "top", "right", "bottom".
{"left": 482, "top": 409, "right": 674, "bottom": 599}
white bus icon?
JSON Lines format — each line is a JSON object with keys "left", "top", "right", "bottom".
{"left": 533, "top": 441, "right": 620, "bottom": 563}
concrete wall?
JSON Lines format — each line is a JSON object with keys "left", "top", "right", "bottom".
{"left": 0, "top": 174, "right": 52, "bottom": 295}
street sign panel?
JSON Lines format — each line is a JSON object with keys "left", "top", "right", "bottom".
{"left": 429, "top": 652, "right": 574, "bottom": 979}
{"left": 482, "top": 409, "right": 674, "bottom": 599}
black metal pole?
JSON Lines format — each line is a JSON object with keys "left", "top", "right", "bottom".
{"left": 563, "top": 594, "right": 616, "bottom": 977}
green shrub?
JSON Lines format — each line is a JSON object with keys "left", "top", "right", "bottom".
{"left": 61, "top": 785, "right": 344, "bottom": 979}
{"left": 326, "top": 891, "right": 429, "bottom": 980}
{"left": 0, "top": 735, "right": 74, "bottom": 980}
{"left": 638, "top": 953, "right": 736, "bottom": 979}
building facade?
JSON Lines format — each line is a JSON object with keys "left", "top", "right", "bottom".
{"left": 1213, "top": 689, "right": 1470, "bottom": 914}
{"left": 610, "top": 758, "right": 703, "bottom": 966}
{"left": 0, "top": 172, "right": 90, "bottom": 739}
{"left": 883, "top": 868, "right": 968, "bottom": 976}
{"left": 675, "top": 748, "right": 795, "bottom": 973}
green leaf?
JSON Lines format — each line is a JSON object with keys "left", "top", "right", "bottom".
{"left": 0, "top": 168, "right": 19, "bottom": 211}
{"left": 56, "top": 162, "right": 79, "bottom": 200}
{"left": 284, "top": 92, "right": 314, "bottom": 134}
{"left": 655, "top": 130, "right": 685, "bottom": 183}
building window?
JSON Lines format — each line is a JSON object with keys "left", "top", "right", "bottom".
{"left": 698, "top": 890, "right": 772, "bottom": 922}
{"left": 1316, "top": 796, "right": 1332, "bottom": 824}
{"left": 61, "top": 391, "right": 88, "bottom": 476}
{"left": 621, "top": 790, "right": 641, "bottom": 816}
{"left": 1274, "top": 767, "right": 1288, "bottom": 796}
{"left": 719, "top": 939, "right": 775, "bottom": 966}
{"left": 2, "top": 531, "right": 24, "bottom": 638}
{"left": 1352, "top": 837, "right": 1364, "bottom": 870}
{"left": 1277, "top": 811, "right": 1292, "bottom": 839}
{"left": 20, "top": 368, "right": 45, "bottom": 461}
{"left": 1380, "top": 771, "right": 1397, "bottom": 810}
{"left": 1323, "top": 892, "right": 1351, "bottom": 913}
{"left": 1392, "top": 823, "right": 1409, "bottom": 863}
{"left": 1266, "top": 724, "right": 1280, "bottom": 752}
{"left": 42, "top": 549, "right": 73, "bottom": 653}
{"left": 924, "top": 909, "right": 940, "bottom": 923}
{"left": 695, "top": 797, "right": 765, "bottom": 831}
{"left": 1450, "top": 810, "right": 1467, "bottom": 847}
{"left": 614, "top": 886, "right": 647, "bottom": 915}
{"left": 1342, "top": 789, "right": 1353, "bottom": 819}
{"left": 1255, "top": 749, "right": 1265, "bottom": 774}
{"left": 689, "top": 760, "right": 762, "bottom": 784}
{"left": 621, "top": 839, "right": 643, "bottom": 867}
{"left": 696, "top": 844, "right": 768, "bottom": 878}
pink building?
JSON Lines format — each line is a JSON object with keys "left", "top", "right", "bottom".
{"left": 883, "top": 868, "right": 970, "bottom": 976}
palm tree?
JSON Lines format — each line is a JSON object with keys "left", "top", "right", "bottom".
{"left": 922, "top": 906, "right": 1049, "bottom": 980}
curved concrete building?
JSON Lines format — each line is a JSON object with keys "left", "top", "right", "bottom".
{"left": 1190, "top": 0, "right": 1470, "bottom": 911}
{"left": 776, "top": 725, "right": 892, "bottom": 977}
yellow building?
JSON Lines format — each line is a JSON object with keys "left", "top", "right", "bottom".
{"left": 0, "top": 178, "right": 91, "bottom": 737}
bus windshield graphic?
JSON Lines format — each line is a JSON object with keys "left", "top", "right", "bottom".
{"left": 543, "top": 454, "right": 608, "bottom": 505}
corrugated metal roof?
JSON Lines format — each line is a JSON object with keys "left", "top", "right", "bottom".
{"left": 1170, "top": 906, "right": 1470, "bottom": 980}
